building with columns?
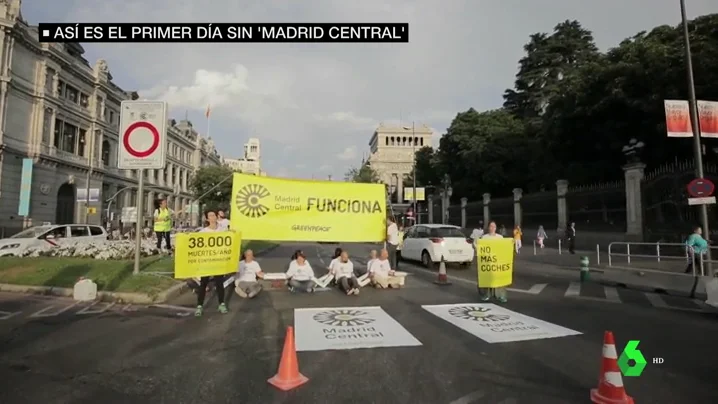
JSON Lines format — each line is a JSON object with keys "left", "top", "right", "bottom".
{"left": 0, "top": 2, "right": 223, "bottom": 236}
{"left": 224, "top": 137, "right": 264, "bottom": 175}
{"left": 366, "top": 123, "right": 433, "bottom": 203}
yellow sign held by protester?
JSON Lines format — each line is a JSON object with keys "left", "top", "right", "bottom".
{"left": 230, "top": 173, "right": 386, "bottom": 242}
{"left": 476, "top": 238, "right": 514, "bottom": 288}
{"left": 174, "top": 231, "right": 241, "bottom": 279}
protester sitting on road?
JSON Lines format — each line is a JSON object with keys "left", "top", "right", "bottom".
{"left": 357, "top": 249, "right": 377, "bottom": 277}
{"left": 195, "top": 210, "right": 229, "bottom": 316}
{"left": 327, "top": 247, "right": 343, "bottom": 285}
{"left": 286, "top": 251, "right": 316, "bottom": 293}
{"left": 235, "top": 249, "right": 264, "bottom": 298}
{"left": 333, "top": 251, "right": 360, "bottom": 295}
{"left": 369, "top": 248, "right": 401, "bottom": 289}
{"left": 478, "top": 221, "right": 508, "bottom": 303}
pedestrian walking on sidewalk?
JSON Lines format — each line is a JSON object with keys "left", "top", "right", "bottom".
{"left": 479, "top": 221, "right": 508, "bottom": 303}
{"left": 537, "top": 225, "right": 547, "bottom": 249}
{"left": 513, "top": 225, "right": 523, "bottom": 254}
{"left": 685, "top": 226, "right": 708, "bottom": 275}
{"left": 566, "top": 222, "right": 576, "bottom": 254}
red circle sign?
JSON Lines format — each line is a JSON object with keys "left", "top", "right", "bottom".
{"left": 687, "top": 178, "right": 715, "bottom": 197}
{"left": 122, "top": 121, "right": 160, "bottom": 158}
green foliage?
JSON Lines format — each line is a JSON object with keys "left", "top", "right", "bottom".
{"left": 345, "top": 163, "right": 380, "bottom": 183}
{"left": 189, "top": 165, "right": 237, "bottom": 211}
{"left": 424, "top": 14, "right": 718, "bottom": 200}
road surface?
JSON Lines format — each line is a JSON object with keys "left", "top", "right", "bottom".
{"left": 1, "top": 242, "right": 716, "bottom": 403}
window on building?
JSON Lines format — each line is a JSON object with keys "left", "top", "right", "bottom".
{"left": 163, "top": 168, "right": 169, "bottom": 184}
{"left": 42, "top": 109, "right": 52, "bottom": 144}
{"left": 45, "top": 68, "right": 55, "bottom": 93}
{"left": 65, "top": 85, "right": 79, "bottom": 103}
{"left": 109, "top": 110, "right": 115, "bottom": 124}
{"left": 78, "top": 129, "right": 86, "bottom": 157}
{"left": 80, "top": 93, "right": 89, "bottom": 108}
{"left": 420, "top": 138, "right": 424, "bottom": 146}
{"left": 95, "top": 96, "right": 103, "bottom": 118}
{"left": 61, "top": 122, "right": 77, "bottom": 153}
{"left": 101, "top": 140, "right": 111, "bottom": 165}
{"left": 58, "top": 80, "right": 66, "bottom": 97}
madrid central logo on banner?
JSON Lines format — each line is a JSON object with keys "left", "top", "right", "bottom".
{"left": 230, "top": 173, "right": 386, "bottom": 242}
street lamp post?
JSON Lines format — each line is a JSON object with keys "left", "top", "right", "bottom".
{"left": 403, "top": 122, "right": 417, "bottom": 224}
{"left": 680, "top": 0, "right": 712, "bottom": 275}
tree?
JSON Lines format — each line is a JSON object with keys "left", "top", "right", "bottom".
{"left": 189, "top": 165, "right": 236, "bottom": 211}
{"left": 345, "top": 163, "right": 380, "bottom": 183}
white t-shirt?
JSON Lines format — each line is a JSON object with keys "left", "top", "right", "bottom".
{"left": 286, "top": 261, "right": 314, "bottom": 281}
{"left": 218, "top": 218, "right": 230, "bottom": 231}
{"left": 481, "top": 233, "right": 503, "bottom": 239}
{"left": 369, "top": 258, "right": 392, "bottom": 277}
{"left": 366, "top": 258, "right": 377, "bottom": 273}
{"left": 199, "top": 225, "right": 221, "bottom": 233}
{"left": 387, "top": 223, "right": 399, "bottom": 245}
{"left": 237, "top": 260, "right": 262, "bottom": 283}
{"left": 328, "top": 258, "right": 340, "bottom": 272}
{"left": 471, "top": 228, "right": 483, "bottom": 239}
{"left": 333, "top": 260, "right": 354, "bottom": 279}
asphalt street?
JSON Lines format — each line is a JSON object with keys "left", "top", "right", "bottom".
{"left": 0, "top": 242, "right": 717, "bottom": 403}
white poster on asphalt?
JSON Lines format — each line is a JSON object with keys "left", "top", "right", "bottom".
{"left": 421, "top": 303, "right": 581, "bottom": 343}
{"left": 294, "top": 306, "right": 422, "bottom": 351}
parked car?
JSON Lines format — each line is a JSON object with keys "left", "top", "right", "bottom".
{"left": 0, "top": 224, "right": 108, "bottom": 257}
{"left": 400, "top": 224, "right": 475, "bottom": 268}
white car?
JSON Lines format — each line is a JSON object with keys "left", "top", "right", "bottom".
{"left": 400, "top": 224, "right": 474, "bottom": 268}
{"left": 0, "top": 224, "right": 108, "bottom": 257}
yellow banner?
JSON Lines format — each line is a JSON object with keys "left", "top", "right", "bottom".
{"left": 476, "top": 238, "right": 514, "bottom": 288}
{"left": 174, "top": 231, "right": 241, "bottom": 278}
{"left": 230, "top": 173, "right": 386, "bottom": 242}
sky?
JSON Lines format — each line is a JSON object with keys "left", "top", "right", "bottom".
{"left": 23, "top": 0, "right": 718, "bottom": 180}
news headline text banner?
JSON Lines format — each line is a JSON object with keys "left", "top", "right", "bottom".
{"left": 174, "top": 231, "right": 241, "bottom": 278}
{"left": 38, "top": 23, "right": 409, "bottom": 43}
{"left": 294, "top": 306, "right": 422, "bottom": 351}
{"left": 230, "top": 173, "right": 386, "bottom": 242}
{"left": 422, "top": 304, "right": 582, "bottom": 343}
{"left": 476, "top": 238, "right": 514, "bottom": 288}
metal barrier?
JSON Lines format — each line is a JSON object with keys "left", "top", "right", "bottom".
{"left": 607, "top": 241, "right": 718, "bottom": 276}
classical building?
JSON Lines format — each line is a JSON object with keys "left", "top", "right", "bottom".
{"left": 224, "top": 137, "right": 264, "bottom": 175}
{"left": 367, "top": 123, "right": 433, "bottom": 203}
{"left": 0, "top": 2, "right": 223, "bottom": 236}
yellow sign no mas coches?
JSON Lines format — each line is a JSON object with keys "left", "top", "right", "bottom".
{"left": 229, "top": 173, "right": 386, "bottom": 242}
{"left": 476, "top": 238, "right": 514, "bottom": 288}
{"left": 174, "top": 231, "right": 241, "bottom": 278}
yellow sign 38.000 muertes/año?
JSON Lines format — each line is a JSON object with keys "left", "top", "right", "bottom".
{"left": 174, "top": 231, "right": 241, "bottom": 279}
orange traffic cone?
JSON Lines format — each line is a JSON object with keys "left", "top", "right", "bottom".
{"left": 590, "top": 331, "right": 634, "bottom": 404}
{"left": 433, "top": 255, "right": 452, "bottom": 285}
{"left": 268, "top": 326, "right": 309, "bottom": 391}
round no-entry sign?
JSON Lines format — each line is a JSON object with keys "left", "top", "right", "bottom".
{"left": 687, "top": 178, "right": 715, "bottom": 198}
{"left": 122, "top": 121, "right": 160, "bottom": 158}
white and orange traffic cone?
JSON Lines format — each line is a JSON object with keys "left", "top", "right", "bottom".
{"left": 590, "top": 331, "right": 634, "bottom": 404}
{"left": 433, "top": 255, "right": 452, "bottom": 286}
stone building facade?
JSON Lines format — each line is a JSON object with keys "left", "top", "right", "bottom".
{"left": 367, "top": 123, "right": 433, "bottom": 202}
{"left": 224, "top": 137, "right": 263, "bottom": 175}
{"left": 0, "top": 2, "right": 222, "bottom": 236}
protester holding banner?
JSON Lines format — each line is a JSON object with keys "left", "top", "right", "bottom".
{"left": 369, "top": 249, "right": 401, "bottom": 289}
{"left": 333, "top": 251, "right": 360, "bottom": 295}
{"left": 194, "top": 210, "right": 229, "bottom": 316}
{"left": 235, "top": 249, "right": 264, "bottom": 298}
{"left": 478, "top": 221, "right": 509, "bottom": 303}
{"left": 286, "top": 251, "right": 316, "bottom": 293}
{"left": 217, "top": 209, "right": 230, "bottom": 231}
{"left": 386, "top": 217, "right": 400, "bottom": 269}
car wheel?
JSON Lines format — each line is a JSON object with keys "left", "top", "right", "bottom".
{"left": 421, "top": 250, "right": 432, "bottom": 268}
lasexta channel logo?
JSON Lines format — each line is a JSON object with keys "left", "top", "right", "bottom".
{"left": 618, "top": 340, "right": 651, "bottom": 377}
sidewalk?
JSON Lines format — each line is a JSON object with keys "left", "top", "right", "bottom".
{"left": 519, "top": 246, "right": 687, "bottom": 273}
{"left": 515, "top": 248, "right": 709, "bottom": 298}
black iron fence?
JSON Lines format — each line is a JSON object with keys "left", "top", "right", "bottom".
{"left": 566, "top": 181, "right": 626, "bottom": 233}
{"left": 521, "top": 191, "right": 557, "bottom": 230}
{"left": 490, "top": 196, "right": 514, "bottom": 228}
